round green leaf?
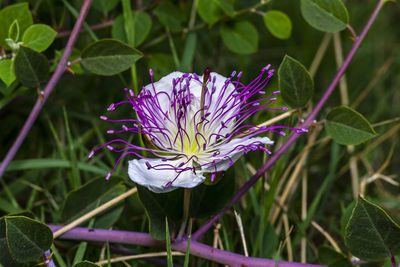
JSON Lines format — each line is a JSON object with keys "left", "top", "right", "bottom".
{"left": 112, "top": 11, "right": 152, "bottom": 47}
{"left": 345, "top": 197, "right": 400, "bottom": 261}
{"left": 264, "top": 10, "right": 292, "bottom": 39}
{"left": 278, "top": 55, "right": 313, "bottom": 108}
{"left": 198, "top": 0, "right": 235, "bottom": 26}
{"left": 220, "top": 20, "right": 258, "bottom": 55}
{"left": 300, "top": 0, "right": 349, "bottom": 32}
{"left": 5, "top": 216, "right": 53, "bottom": 263}
{"left": 81, "top": 39, "right": 143, "bottom": 76}
{"left": 22, "top": 24, "right": 57, "bottom": 52}
{"left": 0, "top": 3, "right": 33, "bottom": 47}
{"left": 14, "top": 46, "right": 49, "bottom": 88}
{"left": 325, "top": 106, "right": 377, "bottom": 145}
{"left": 62, "top": 176, "right": 126, "bottom": 229}
{"left": 153, "top": 1, "right": 183, "bottom": 33}
{"left": 0, "top": 59, "right": 16, "bottom": 87}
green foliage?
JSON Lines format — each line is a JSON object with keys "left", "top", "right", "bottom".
{"left": 22, "top": 24, "right": 57, "bottom": 52}
{"left": 62, "top": 176, "right": 126, "bottom": 228}
{"left": 112, "top": 11, "right": 152, "bottom": 47}
{"left": 137, "top": 185, "right": 183, "bottom": 240}
{"left": 300, "top": 0, "right": 349, "bottom": 32}
{"left": 8, "top": 20, "right": 19, "bottom": 42}
{"left": 91, "top": 0, "right": 119, "bottom": 15}
{"left": 81, "top": 39, "right": 142, "bottom": 76}
{"left": 264, "top": 10, "right": 292, "bottom": 39}
{"left": 278, "top": 55, "right": 313, "bottom": 108}
{"left": 345, "top": 197, "right": 400, "bottom": 261}
{"left": 153, "top": 1, "right": 184, "bottom": 33}
{"left": 220, "top": 20, "right": 259, "bottom": 55}
{"left": 189, "top": 168, "right": 235, "bottom": 218}
{"left": 318, "top": 246, "right": 352, "bottom": 267}
{"left": 14, "top": 46, "right": 49, "bottom": 88}
{"left": 74, "top": 261, "right": 101, "bottom": 267}
{"left": 1, "top": 216, "right": 53, "bottom": 263}
{"left": 325, "top": 106, "right": 377, "bottom": 145}
{"left": 0, "top": 59, "right": 16, "bottom": 86}
{"left": 198, "top": 0, "right": 235, "bottom": 26}
{"left": 0, "top": 0, "right": 399, "bottom": 266}
{"left": 0, "top": 3, "right": 33, "bottom": 47}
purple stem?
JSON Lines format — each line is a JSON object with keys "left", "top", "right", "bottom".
{"left": 48, "top": 225, "right": 323, "bottom": 267}
{"left": 192, "top": 0, "right": 384, "bottom": 241}
{"left": 56, "top": 19, "right": 114, "bottom": 38}
{"left": 0, "top": 0, "right": 93, "bottom": 179}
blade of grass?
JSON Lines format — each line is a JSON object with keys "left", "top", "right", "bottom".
{"left": 183, "top": 219, "right": 192, "bottom": 267}
{"left": 51, "top": 244, "right": 67, "bottom": 267}
{"left": 61, "top": 0, "right": 98, "bottom": 41}
{"left": 293, "top": 142, "right": 341, "bottom": 247}
{"left": 166, "top": 217, "right": 174, "bottom": 267}
{"left": 63, "top": 107, "right": 81, "bottom": 188}
{"left": 6, "top": 158, "right": 107, "bottom": 175}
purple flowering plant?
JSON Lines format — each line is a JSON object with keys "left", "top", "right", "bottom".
{"left": 1, "top": 0, "right": 398, "bottom": 266}
{"left": 89, "top": 66, "right": 306, "bottom": 193}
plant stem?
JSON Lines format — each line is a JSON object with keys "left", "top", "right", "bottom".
{"left": 47, "top": 225, "right": 324, "bottom": 267}
{"left": 177, "top": 188, "right": 191, "bottom": 239}
{"left": 0, "top": 0, "right": 93, "bottom": 180}
{"left": 191, "top": 0, "right": 385, "bottom": 241}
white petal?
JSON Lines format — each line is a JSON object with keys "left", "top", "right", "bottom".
{"left": 143, "top": 71, "right": 184, "bottom": 113}
{"left": 128, "top": 158, "right": 205, "bottom": 193}
{"left": 201, "top": 137, "right": 274, "bottom": 173}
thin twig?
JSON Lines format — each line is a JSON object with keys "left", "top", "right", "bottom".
{"left": 53, "top": 187, "right": 137, "bottom": 238}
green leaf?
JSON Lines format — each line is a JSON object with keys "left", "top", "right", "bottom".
{"left": 220, "top": 20, "right": 258, "bottom": 55}
{"left": 0, "top": 218, "right": 18, "bottom": 267}
{"left": 137, "top": 185, "right": 183, "bottom": 240}
{"left": 148, "top": 53, "right": 175, "bottom": 78}
{"left": 264, "top": 10, "right": 292, "bottom": 40}
{"left": 74, "top": 261, "right": 101, "bottom": 267}
{"left": 112, "top": 11, "right": 152, "bottom": 47}
{"left": 300, "top": 0, "right": 349, "bottom": 32}
{"left": 0, "top": 3, "right": 33, "bottom": 47}
{"left": 81, "top": 39, "right": 142, "bottom": 76}
{"left": 22, "top": 24, "right": 57, "bottom": 52}
{"left": 62, "top": 176, "right": 126, "bottom": 229}
{"left": 340, "top": 201, "right": 356, "bottom": 237}
{"left": 180, "top": 33, "right": 197, "bottom": 72}
{"left": 14, "top": 46, "right": 49, "bottom": 88}
{"left": 8, "top": 20, "right": 19, "bottom": 41}
{"left": 51, "top": 48, "right": 83, "bottom": 74}
{"left": 153, "top": 1, "right": 183, "bottom": 33}
{"left": 198, "top": 0, "right": 235, "bottom": 26}
{"left": 278, "top": 55, "right": 313, "bottom": 108}
{"left": 325, "top": 106, "right": 377, "bottom": 145}
{"left": 5, "top": 216, "right": 53, "bottom": 263}
{"left": 189, "top": 168, "right": 235, "bottom": 218}
{"left": 91, "top": 0, "right": 119, "bottom": 14}
{"left": 345, "top": 197, "right": 400, "bottom": 261}
{"left": 165, "top": 218, "right": 173, "bottom": 267}
{"left": 318, "top": 245, "right": 352, "bottom": 267}
{"left": 0, "top": 59, "right": 16, "bottom": 87}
